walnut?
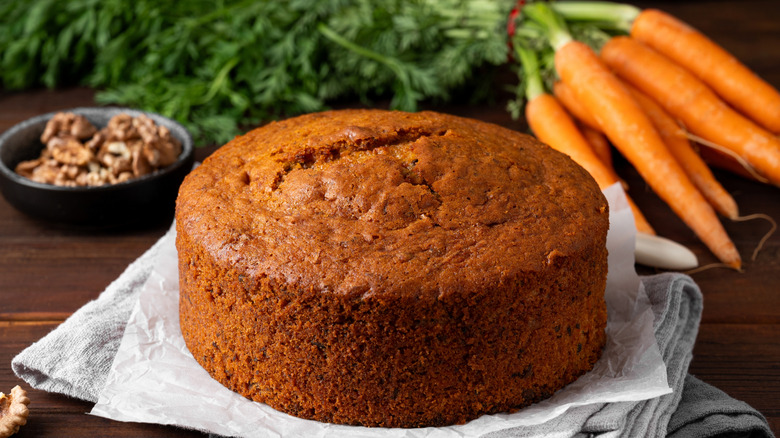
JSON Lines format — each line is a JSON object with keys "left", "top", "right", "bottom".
{"left": 84, "top": 130, "right": 106, "bottom": 153}
{"left": 69, "top": 114, "right": 97, "bottom": 140}
{"left": 53, "top": 171, "right": 77, "bottom": 187}
{"left": 134, "top": 114, "right": 157, "bottom": 144}
{"left": 106, "top": 113, "right": 136, "bottom": 141}
{"left": 141, "top": 142, "right": 161, "bottom": 167}
{"left": 132, "top": 144, "right": 153, "bottom": 177}
{"left": 111, "top": 171, "right": 134, "bottom": 184}
{"left": 0, "top": 386, "right": 30, "bottom": 438}
{"left": 76, "top": 167, "right": 111, "bottom": 187}
{"left": 14, "top": 159, "right": 42, "bottom": 179}
{"left": 143, "top": 135, "right": 180, "bottom": 168}
{"left": 99, "top": 141, "right": 133, "bottom": 176}
{"left": 40, "top": 112, "right": 96, "bottom": 143}
{"left": 17, "top": 112, "right": 181, "bottom": 187}
{"left": 156, "top": 125, "right": 182, "bottom": 166}
{"left": 27, "top": 160, "right": 61, "bottom": 185}
{"left": 60, "top": 164, "right": 82, "bottom": 180}
{"left": 74, "top": 171, "right": 91, "bottom": 186}
{"left": 48, "top": 137, "right": 93, "bottom": 166}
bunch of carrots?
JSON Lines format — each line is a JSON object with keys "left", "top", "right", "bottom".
{"left": 511, "top": 1, "right": 780, "bottom": 270}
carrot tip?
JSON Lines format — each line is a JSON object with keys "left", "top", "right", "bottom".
{"left": 685, "top": 261, "right": 741, "bottom": 275}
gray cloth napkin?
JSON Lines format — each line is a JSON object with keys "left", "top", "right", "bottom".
{"left": 669, "top": 375, "right": 773, "bottom": 438}
{"left": 12, "top": 232, "right": 167, "bottom": 402}
{"left": 11, "top": 235, "right": 774, "bottom": 437}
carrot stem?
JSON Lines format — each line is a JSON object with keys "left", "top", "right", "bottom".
{"left": 515, "top": 44, "right": 545, "bottom": 102}
{"left": 522, "top": 3, "right": 573, "bottom": 50}
{"left": 550, "top": 1, "right": 639, "bottom": 33}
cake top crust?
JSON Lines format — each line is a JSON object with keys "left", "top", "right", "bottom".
{"left": 176, "top": 109, "right": 608, "bottom": 298}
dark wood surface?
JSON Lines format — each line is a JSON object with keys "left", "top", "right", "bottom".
{"left": 1, "top": 2, "right": 778, "bottom": 436}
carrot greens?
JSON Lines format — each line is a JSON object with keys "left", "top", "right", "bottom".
{"left": 0, "top": 0, "right": 641, "bottom": 146}
{"left": 0, "top": 0, "right": 510, "bottom": 145}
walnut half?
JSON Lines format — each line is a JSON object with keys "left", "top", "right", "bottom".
{"left": 0, "top": 386, "right": 30, "bottom": 438}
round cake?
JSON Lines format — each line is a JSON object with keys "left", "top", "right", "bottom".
{"left": 176, "top": 109, "right": 609, "bottom": 428}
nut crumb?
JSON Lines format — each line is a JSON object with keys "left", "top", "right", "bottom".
{"left": 15, "top": 112, "right": 182, "bottom": 187}
{"left": 0, "top": 386, "right": 30, "bottom": 438}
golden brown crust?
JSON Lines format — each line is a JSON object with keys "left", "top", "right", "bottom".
{"left": 176, "top": 109, "right": 609, "bottom": 427}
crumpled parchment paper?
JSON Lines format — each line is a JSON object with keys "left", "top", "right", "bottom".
{"left": 90, "top": 183, "right": 671, "bottom": 437}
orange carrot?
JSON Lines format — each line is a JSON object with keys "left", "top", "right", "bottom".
{"left": 526, "top": 94, "right": 618, "bottom": 186}
{"left": 698, "top": 145, "right": 769, "bottom": 184}
{"left": 552, "top": 80, "right": 601, "bottom": 131}
{"left": 554, "top": 80, "right": 614, "bottom": 168}
{"left": 580, "top": 123, "right": 613, "bottom": 170}
{"left": 601, "top": 36, "right": 780, "bottom": 188}
{"left": 525, "top": 93, "right": 655, "bottom": 235}
{"left": 631, "top": 9, "right": 780, "bottom": 134}
{"left": 622, "top": 81, "right": 739, "bottom": 219}
{"left": 554, "top": 39, "right": 740, "bottom": 268}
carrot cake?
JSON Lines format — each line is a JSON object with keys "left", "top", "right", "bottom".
{"left": 176, "top": 109, "right": 609, "bottom": 427}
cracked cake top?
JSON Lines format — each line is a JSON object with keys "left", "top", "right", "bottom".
{"left": 175, "top": 109, "right": 608, "bottom": 299}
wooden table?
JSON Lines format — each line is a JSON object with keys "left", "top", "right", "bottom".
{"left": 1, "top": 2, "right": 778, "bottom": 436}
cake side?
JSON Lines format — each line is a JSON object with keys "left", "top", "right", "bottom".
{"left": 178, "top": 228, "right": 607, "bottom": 426}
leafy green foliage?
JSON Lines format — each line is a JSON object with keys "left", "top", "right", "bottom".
{"left": 0, "top": 0, "right": 513, "bottom": 145}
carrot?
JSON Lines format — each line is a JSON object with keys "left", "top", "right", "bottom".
{"left": 622, "top": 81, "right": 739, "bottom": 219}
{"left": 519, "top": 3, "right": 740, "bottom": 267}
{"left": 631, "top": 9, "right": 780, "bottom": 134}
{"left": 534, "top": 26, "right": 740, "bottom": 267}
{"left": 514, "top": 40, "right": 655, "bottom": 235}
{"left": 552, "top": 80, "right": 600, "bottom": 131}
{"left": 553, "top": 80, "right": 614, "bottom": 169}
{"left": 526, "top": 95, "right": 619, "bottom": 187}
{"left": 526, "top": 93, "right": 656, "bottom": 235}
{"left": 600, "top": 36, "right": 780, "bottom": 188}
{"left": 580, "top": 123, "right": 613, "bottom": 170}
{"left": 550, "top": 3, "right": 780, "bottom": 133}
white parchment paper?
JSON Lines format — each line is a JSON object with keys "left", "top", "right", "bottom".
{"left": 90, "top": 183, "right": 671, "bottom": 437}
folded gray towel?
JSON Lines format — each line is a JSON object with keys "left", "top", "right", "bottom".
{"left": 11, "top": 233, "right": 774, "bottom": 438}
{"left": 12, "top": 232, "right": 164, "bottom": 402}
{"left": 669, "top": 375, "right": 773, "bottom": 438}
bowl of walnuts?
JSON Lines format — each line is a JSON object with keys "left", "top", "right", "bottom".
{"left": 0, "top": 107, "right": 194, "bottom": 228}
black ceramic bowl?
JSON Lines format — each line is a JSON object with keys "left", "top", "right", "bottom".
{"left": 0, "top": 107, "right": 194, "bottom": 228}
